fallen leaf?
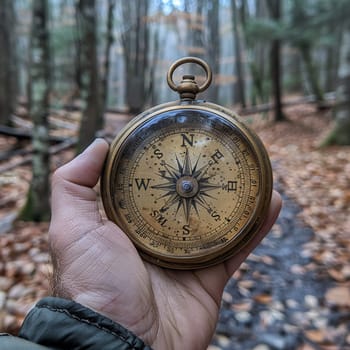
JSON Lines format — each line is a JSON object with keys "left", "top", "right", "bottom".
{"left": 325, "top": 286, "right": 350, "bottom": 307}
{"left": 254, "top": 293, "right": 272, "bottom": 304}
{"left": 305, "top": 329, "right": 326, "bottom": 343}
{"left": 231, "top": 301, "right": 252, "bottom": 312}
{"left": 297, "top": 344, "right": 316, "bottom": 350}
{"left": 328, "top": 268, "right": 346, "bottom": 282}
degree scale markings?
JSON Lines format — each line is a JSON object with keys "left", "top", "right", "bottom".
{"left": 112, "top": 111, "right": 261, "bottom": 257}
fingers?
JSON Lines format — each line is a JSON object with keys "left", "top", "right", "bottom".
{"left": 224, "top": 190, "right": 282, "bottom": 275}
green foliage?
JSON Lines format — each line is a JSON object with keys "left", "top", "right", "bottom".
{"left": 245, "top": 18, "right": 286, "bottom": 43}
{"left": 244, "top": 0, "right": 350, "bottom": 104}
{"left": 245, "top": 0, "right": 350, "bottom": 50}
{"left": 50, "top": 24, "right": 77, "bottom": 55}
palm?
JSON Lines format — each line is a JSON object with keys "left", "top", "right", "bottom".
{"left": 148, "top": 263, "right": 227, "bottom": 349}
{"left": 146, "top": 264, "right": 221, "bottom": 349}
{"left": 49, "top": 139, "right": 281, "bottom": 350}
{"left": 52, "top": 218, "right": 224, "bottom": 349}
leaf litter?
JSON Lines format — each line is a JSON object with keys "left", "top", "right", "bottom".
{"left": 0, "top": 105, "right": 349, "bottom": 349}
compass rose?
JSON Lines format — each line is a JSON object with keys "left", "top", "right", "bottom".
{"left": 151, "top": 148, "right": 221, "bottom": 222}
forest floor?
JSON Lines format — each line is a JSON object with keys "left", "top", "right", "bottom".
{"left": 0, "top": 102, "right": 349, "bottom": 349}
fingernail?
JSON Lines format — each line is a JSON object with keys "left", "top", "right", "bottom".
{"left": 81, "top": 138, "right": 107, "bottom": 154}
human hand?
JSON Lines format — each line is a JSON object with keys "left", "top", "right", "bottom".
{"left": 49, "top": 139, "right": 282, "bottom": 350}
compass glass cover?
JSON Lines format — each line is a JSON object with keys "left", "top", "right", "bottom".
{"left": 103, "top": 106, "right": 270, "bottom": 268}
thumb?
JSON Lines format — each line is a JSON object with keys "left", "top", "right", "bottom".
{"left": 49, "top": 138, "right": 109, "bottom": 246}
{"left": 54, "top": 138, "right": 109, "bottom": 188}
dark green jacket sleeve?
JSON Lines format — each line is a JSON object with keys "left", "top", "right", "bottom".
{"left": 1, "top": 297, "right": 153, "bottom": 350}
{"left": 0, "top": 334, "right": 52, "bottom": 350}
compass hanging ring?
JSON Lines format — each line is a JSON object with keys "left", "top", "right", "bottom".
{"left": 101, "top": 57, "right": 273, "bottom": 270}
{"left": 166, "top": 57, "right": 212, "bottom": 97}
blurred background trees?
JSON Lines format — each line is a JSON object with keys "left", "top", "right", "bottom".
{"left": 4, "top": 0, "right": 350, "bottom": 123}
{"left": 1, "top": 0, "right": 350, "bottom": 221}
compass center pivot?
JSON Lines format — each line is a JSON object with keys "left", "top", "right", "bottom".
{"left": 176, "top": 176, "right": 199, "bottom": 198}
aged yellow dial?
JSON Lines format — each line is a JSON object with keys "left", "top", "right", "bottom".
{"left": 101, "top": 58, "right": 272, "bottom": 269}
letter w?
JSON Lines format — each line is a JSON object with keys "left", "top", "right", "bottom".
{"left": 135, "top": 178, "right": 151, "bottom": 190}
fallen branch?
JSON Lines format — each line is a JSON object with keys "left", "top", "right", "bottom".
{"left": 0, "top": 137, "right": 77, "bottom": 174}
{"left": 0, "top": 194, "right": 22, "bottom": 209}
{"left": 238, "top": 92, "right": 336, "bottom": 116}
{"left": 18, "top": 100, "right": 128, "bottom": 115}
{"left": 0, "top": 147, "right": 32, "bottom": 162}
{"left": 0, "top": 129, "right": 112, "bottom": 174}
{"left": 0, "top": 124, "right": 65, "bottom": 143}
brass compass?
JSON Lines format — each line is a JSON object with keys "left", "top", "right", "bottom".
{"left": 101, "top": 57, "right": 273, "bottom": 269}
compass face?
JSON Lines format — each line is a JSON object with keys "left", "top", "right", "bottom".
{"left": 102, "top": 106, "right": 272, "bottom": 269}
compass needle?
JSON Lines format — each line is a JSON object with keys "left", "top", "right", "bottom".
{"left": 161, "top": 161, "right": 181, "bottom": 179}
{"left": 175, "top": 199, "right": 183, "bottom": 217}
{"left": 160, "top": 193, "right": 180, "bottom": 211}
{"left": 156, "top": 191, "right": 176, "bottom": 200}
{"left": 101, "top": 57, "right": 273, "bottom": 269}
{"left": 151, "top": 182, "right": 176, "bottom": 191}
{"left": 195, "top": 162, "right": 212, "bottom": 181}
{"left": 199, "top": 191, "right": 217, "bottom": 200}
{"left": 182, "top": 198, "right": 192, "bottom": 223}
{"left": 192, "top": 154, "right": 201, "bottom": 175}
{"left": 200, "top": 182, "right": 221, "bottom": 191}
{"left": 192, "top": 200, "right": 200, "bottom": 218}
{"left": 175, "top": 154, "right": 183, "bottom": 174}
{"left": 182, "top": 148, "right": 192, "bottom": 176}
{"left": 195, "top": 195, "right": 211, "bottom": 210}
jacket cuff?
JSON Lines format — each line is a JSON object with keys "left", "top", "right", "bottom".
{"left": 19, "top": 297, "right": 153, "bottom": 350}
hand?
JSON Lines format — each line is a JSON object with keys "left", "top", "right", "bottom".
{"left": 49, "top": 139, "right": 282, "bottom": 350}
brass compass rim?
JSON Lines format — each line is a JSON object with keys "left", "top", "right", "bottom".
{"left": 101, "top": 102, "right": 273, "bottom": 270}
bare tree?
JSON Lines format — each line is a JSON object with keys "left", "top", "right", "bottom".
{"left": 20, "top": 0, "right": 51, "bottom": 221}
{"left": 76, "top": 0, "right": 102, "bottom": 153}
{"left": 0, "top": 0, "right": 17, "bottom": 126}
{"left": 120, "top": 0, "right": 151, "bottom": 114}
{"left": 231, "top": 0, "right": 246, "bottom": 107}
{"left": 323, "top": 28, "right": 350, "bottom": 145}
{"left": 291, "top": 0, "right": 324, "bottom": 106}
{"left": 192, "top": 0, "right": 205, "bottom": 59}
{"left": 206, "top": 0, "right": 220, "bottom": 102}
{"left": 266, "top": 0, "right": 285, "bottom": 121}
{"left": 100, "top": 0, "right": 116, "bottom": 127}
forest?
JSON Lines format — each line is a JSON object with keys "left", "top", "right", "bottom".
{"left": 0, "top": 0, "right": 350, "bottom": 349}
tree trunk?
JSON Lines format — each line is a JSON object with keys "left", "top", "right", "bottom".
{"left": 291, "top": 0, "right": 324, "bottom": 108}
{"left": 231, "top": 0, "right": 246, "bottom": 107}
{"left": 19, "top": 0, "right": 51, "bottom": 222}
{"left": 120, "top": 0, "right": 150, "bottom": 114}
{"left": 270, "top": 40, "right": 284, "bottom": 121}
{"left": 323, "top": 29, "right": 350, "bottom": 146}
{"left": 207, "top": 0, "right": 220, "bottom": 102}
{"left": 266, "top": 0, "right": 284, "bottom": 121}
{"left": 247, "top": 0, "right": 269, "bottom": 105}
{"left": 74, "top": 4, "right": 82, "bottom": 92}
{"left": 100, "top": 0, "right": 116, "bottom": 129}
{"left": 0, "top": 1, "right": 16, "bottom": 126}
{"left": 76, "top": 0, "right": 102, "bottom": 153}
{"left": 149, "top": 2, "right": 162, "bottom": 106}
{"left": 300, "top": 45, "right": 325, "bottom": 105}
{"left": 191, "top": 0, "right": 205, "bottom": 60}
{"left": 325, "top": 26, "right": 343, "bottom": 93}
